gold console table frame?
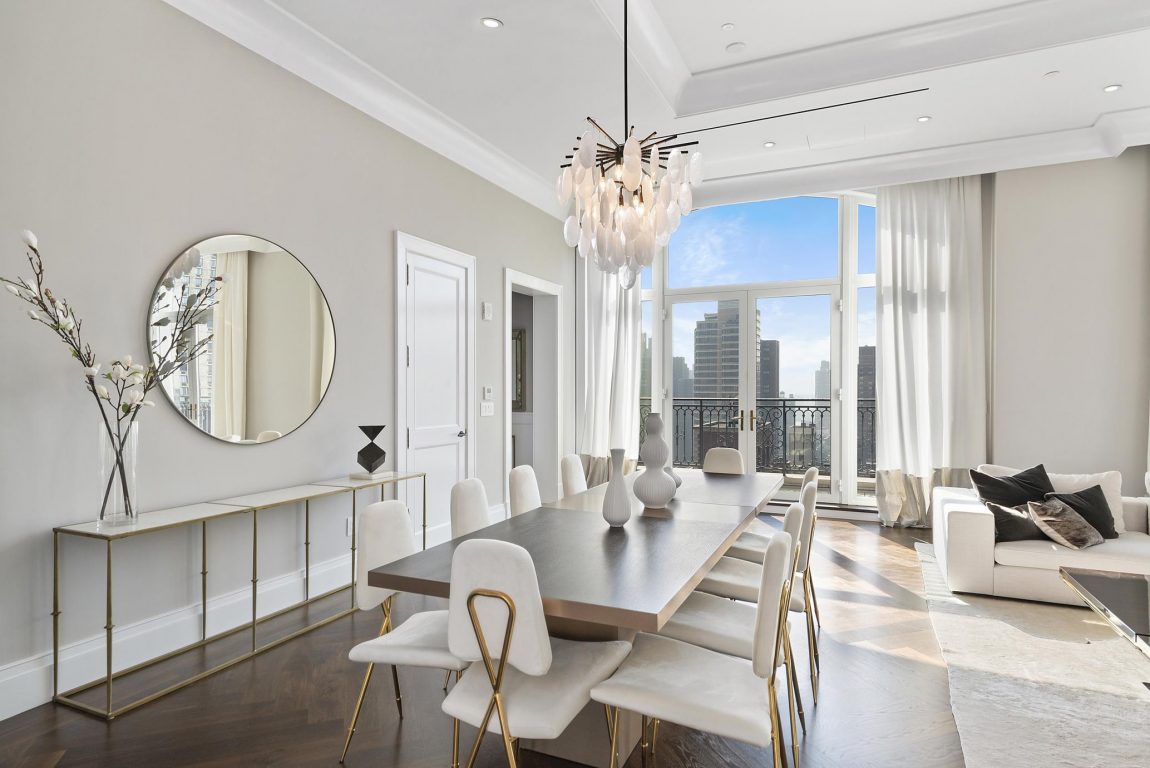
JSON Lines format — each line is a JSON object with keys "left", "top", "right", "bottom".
{"left": 52, "top": 470, "right": 427, "bottom": 720}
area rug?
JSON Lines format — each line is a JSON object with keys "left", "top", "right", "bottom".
{"left": 915, "top": 543, "right": 1150, "bottom": 768}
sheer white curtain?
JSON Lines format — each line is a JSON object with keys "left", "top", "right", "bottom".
{"left": 211, "top": 251, "right": 249, "bottom": 440}
{"left": 577, "top": 261, "right": 641, "bottom": 486}
{"left": 875, "top": 177, "right": 987, "bottom": 527}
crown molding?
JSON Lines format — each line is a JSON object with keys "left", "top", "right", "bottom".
{"left": 675, "top": 0, "right": 1150, "bottom": 116}
{"left": 695, "top": 107, "right": 1150, "bottom": 208}
{"left": 161, "top": 0, "right": 564, "bottom": 219}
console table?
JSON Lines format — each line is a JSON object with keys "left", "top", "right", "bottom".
{"left": 52, "top": 470, "right": 426, "bottom": 720}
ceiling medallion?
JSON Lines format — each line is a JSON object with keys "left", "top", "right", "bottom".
{"left": 556, "top": 0, "right": 701, "bottom": 289}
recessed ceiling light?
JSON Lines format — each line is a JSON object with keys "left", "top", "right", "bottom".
{"left": 1043, "top": 70, "right": 1061, "bottom": 78}
{"left": 1103, "top": 83, "right": 1122, "bottom": 93}
{"left": 480, "top": 17, "right": 503, "bottom": 29}
{"left": 726, "top": 41, "right": 746, "bottom": 54}
{"left": 721, "top": 22, "right": 735, "bottom": 32}
{"left": 763, "top": 141, "right": 776, "bottom": 148}
{"left": 917, "top": 115, "right": 932, "bottom": 123}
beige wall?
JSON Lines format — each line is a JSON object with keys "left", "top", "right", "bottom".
{"left": 0, "top": 0, "right": 573, "bottom": 698}
{"left": 992, "top": 147, "right": 1150, "bottom": 494}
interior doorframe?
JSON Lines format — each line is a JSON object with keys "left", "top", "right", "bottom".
{"left": 504, "top": 269, "right": 564, "bottom": 508}
{"left": 394, "top": 231, "right": 477, "bottom": 518}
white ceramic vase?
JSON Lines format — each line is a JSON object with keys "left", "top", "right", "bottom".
{"left": 664, "top": 464, "right": 682, "bottom": 489}
{"left": 634, "top": 413, "right": 677, "bottom": 509}
{"left": 603, "top": 448, "right": 631, "bottom": 527}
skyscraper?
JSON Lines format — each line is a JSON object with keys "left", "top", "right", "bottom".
{"left": 814, "top": 360, "right": 831, "bottom": 399}
{"left": 758, "top": 339, "right": 779, "bottom": 400}
{"left": 692, "top": 299, "right": 759, "bottom": 399}
{"left": 857, "top": 345, "right": 876, "bottom": 399}
{"left": 672, "top": 356, "right": 693, "bottom": 397}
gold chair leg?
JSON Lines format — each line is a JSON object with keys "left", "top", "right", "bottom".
{"left": 443, "top": 668, "right": 452, "bottom": 692}
{"left": 651, "top": 718, "right": 660, "bottom": 761}
{"left": 495, "top": 694, "right": 517, "bottom": 767}
{"left": 805, "top": 582, "right": 820, "bottom": 671}
{"left": 807, "top": 569, "right": 822, "bottom": 628}
{"left": 805, "top": 608, "right": 819, "bottom": 703}
{"left": 607, "top": 706, "right": 621, "bottom": 768}
{"left": 390, "top": 664, "right": 403, "bottom": 719}
{"left": 768, "top": 680, "right": 786, "bottom": 768}
{"left": 784, "top": 658, "right": 801, "bottom": 768}
{"left": 452, "top": 715, "right": 460, "bottom": 768}
{"left": 783, "top": 629, "right": 806, "bottom": 733}
{"left": 464, "top": 693, "right": 498, "bottom": 768}
{"left": 340, "top": 662, "right": 375, "bottom": 763}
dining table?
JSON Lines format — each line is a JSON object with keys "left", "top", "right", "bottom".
{"left": 368, "top": 467, "right": 785, "bottom": 767}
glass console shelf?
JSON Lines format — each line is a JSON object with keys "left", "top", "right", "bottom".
{"left": 52, "top": 470, "right": 427, "bottom": 720}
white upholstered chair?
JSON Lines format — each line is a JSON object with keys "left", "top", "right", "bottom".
{"left": 591, "top": 533, "right": 798, "bottom": 768}
{"left": 696, "top": 481, "right": 821, "bottom": 699}
{"left": 451, "top": 478, "right": 490, "bottom": 538}
{"left": 255, "top": 430, "right": 282, "bottom": 443}
{"left": 508, "top": 465, "right": 542, "bottom": 517}
{"left": 728, "top": 467, "right": 819, "bottom": 562}
{"left": 441, "top": 539, "right": 631, "bottom": 767}
{"left": 560, "top": 454, "right": 588, "bottom": 497}
{"left": 702, "top": 447, "right": 745, "bottom": 474}
{"left": 341, "top": 500, "right": 467, "bottom": 764}
{"left": 658, "top": 502, "right": 809, "bottom": 734}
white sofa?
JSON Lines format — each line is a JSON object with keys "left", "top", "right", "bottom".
{"left": 932, "top": 486, "right": 1150, "bottom": 605}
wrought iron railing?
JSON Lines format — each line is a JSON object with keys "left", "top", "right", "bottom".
{"left": 639, "top": 397, "right": 876, "bottom": 478}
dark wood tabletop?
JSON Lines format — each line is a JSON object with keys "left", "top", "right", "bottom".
{"left": 368, "top": 469, "right": 783, "bottom": 632}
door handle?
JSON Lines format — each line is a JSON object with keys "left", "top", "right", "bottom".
{"left": 457, "top": 430, "right": 467, "bottom": 438}
{"left": 749, "top": 409, "right": 756, "bottom": 430}
{"left": 739, "top": 410, "right": 745, "bottom": 430}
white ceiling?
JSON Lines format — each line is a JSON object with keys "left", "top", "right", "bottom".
{"left": 164, "top": 0, "right": 1150, "bottom": 217}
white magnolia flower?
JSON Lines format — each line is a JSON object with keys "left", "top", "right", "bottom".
{"left": 96, "top": 384, "right": 110, "bottom": 399}
{"left": 5, "top": 284, "right": 21, "bottom": 296}
{"left": 83, "top": 364, "right": 101, "bottom": 377}
{"left": 124, "top": 389, "right": 144, "bottom": 408}
{"left": 141, "top": 400, "right": 155, "bottom": 408}
{"left": 120, "top": 354, "right": 133, "bottom": 368}
{"left": 27, "top": 310, "right": 39, "bottom": 321}
{"left": 21, "top": 230, "right": 38, "bottom": 249}
{"left": 125, "top": 373, "right": 144, "bottom": 387}
{"left": 129, "top": 363, "right": 145, "bottom": 374}
{"left": 58, "top": 315, "right": 75, "bottom": 331}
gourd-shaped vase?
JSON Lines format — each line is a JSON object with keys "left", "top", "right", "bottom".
{"left": 633, "top": 413, "right": 677, "bottom": 509}
{"left": 665, "top": 464, "right": 683, "bottom": 489}
{"left": 602, "top": 449, "right": 631, "bottom": 527}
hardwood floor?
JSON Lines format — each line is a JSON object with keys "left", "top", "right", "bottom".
{"left": 0, "top": 518, "right": 965, "bottom": 768}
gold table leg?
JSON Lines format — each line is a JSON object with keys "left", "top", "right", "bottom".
{"left": 105, "top": 539, "right": 114, "bottom": 719}
{"left": 251, "top": 510, "right": 258, "bottom": 652}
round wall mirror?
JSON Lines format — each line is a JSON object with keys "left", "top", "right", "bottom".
{"left": 149, "top": 235, "right": 335, "bottom": 444}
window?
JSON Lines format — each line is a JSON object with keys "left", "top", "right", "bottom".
{"left": 652, "top": 192, "right": 878, "bottom": 506}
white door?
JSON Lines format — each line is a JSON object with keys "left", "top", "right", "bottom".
{"left": 397, "top": 233, "right": 476, "bottom": 547}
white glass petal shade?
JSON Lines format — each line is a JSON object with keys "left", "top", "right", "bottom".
{"left": 618, "top": 262, "right": 637, "bottom": 289}
{"left": 622, "top": 206, "right": 640, "bottom": 240}
{"left": 666, "top": 200, "right": 681, "bottom": 232}
{"left": 678, "top": 183, "right": 693, "bottom": 214}
{"left": 655, "top": 228, "right": 671, "bottom": 247}
{"left": 578, "top": 229, "right": 592, "bottom": 258}
{"left": 599, "top": 186, "right": 614, "bottom": 225}
{"left": 611, "top": 233, "right": 627, "bottom": 267}
{"left": 688, "top": 151, "right": 704, "bottom": 186}
{"left": 636, "top": 230, "right": 655, "bottom": 266}
{"left": 573, "top": 160, "right": 587, "bottom": 184}
{"left": 656, "top": 178, "right": 671, "bottom": 208}
{"left": 652, "top": 201, "right": 668, "bottom": 236}
{"left": 557, "top": 167, "right": 573, "bottom": 205}
{"left": 623, "top": 135, "right": 640, "bottom": 159}
{"left": 621, "top": 163, "right": 641, "bottom": 192}
{"left": 577, "top": 167, "right": 595, "bottom": 199}
{"left": 640, "top": 175, "right": 654, "bottom": 208}
{"left": 577, "top": 130, "right": 596, "bottom": 168}
{"left": 580, "top": 210, "right": 593, "bottom": 238}
{"left": 595, "top": 222, "right": 609, "bottom": 259}
{"left": 563, "top": 215, "right": 580, "bottom": 247}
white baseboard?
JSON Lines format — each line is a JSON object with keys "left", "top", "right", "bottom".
{"left": 0, "top": 553, "right": 351, "bottom": 722}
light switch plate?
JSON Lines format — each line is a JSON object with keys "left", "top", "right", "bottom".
{"left": 481, "top": 302, "right": 493, "bottom": 321}
{"left": 482, "top": 385, "right": 493, "bottom": 400}
{"left": 480, "top": 401, "right": 495, "bottom": 417}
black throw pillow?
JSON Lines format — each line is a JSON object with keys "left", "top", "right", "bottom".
{"left": 970, "top": 464, "right": 1055, "bottom": 507}
{"left": 1045, "top": 485, "right": 1117, "bottom": 539}
{"left": 986, "top": 502, "right": 1047, "bottom": 542}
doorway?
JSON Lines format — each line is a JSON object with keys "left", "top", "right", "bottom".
{"left": 504, "top": 270, "right": 562, "bottom": 507}
{"left": 395, "top": 232, "right": 476, "bottom": 546}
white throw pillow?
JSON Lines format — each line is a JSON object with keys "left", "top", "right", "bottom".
{"left": 976, "top": 464, "right": 1125, "bottom": 534}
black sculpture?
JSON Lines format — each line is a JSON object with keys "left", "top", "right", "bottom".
{"left": 356, "top": 425, "right": 387, "bottom": 474}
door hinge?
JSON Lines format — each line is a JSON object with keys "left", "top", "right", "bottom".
{"left": 835, "top": 388, "right": 843, "bottom": 401}
{"left": 661, "top": 308, "right": 668, "bottom": 321}
{"left": 835, "top": 298, "right": 844, "bottom": 312}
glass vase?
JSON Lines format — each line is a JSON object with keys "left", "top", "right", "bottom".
{"left": 98, "top": 421, "right": 138, "bottom": 527}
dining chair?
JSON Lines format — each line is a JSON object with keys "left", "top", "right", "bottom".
{"left": 702, "top": 446, "right": 745, "bottom": 474}
{"left": 695, "top": 481, "right": 821, "bottom": 700}
{"left": 441, "top": 539, "right": 632, "bottom": 767}
{"left": 591, "top": 533, "right": 798, "bottom": 768}
{"left": 729, "top": 467, "right": 820, "bottom": 563}
{"left": 255, "top": 430, "right": 282, "bottom": 442}
{"left": 560, "top": 454, "right": 588, "bottom": 497}
{"left": 658, "top": 502, "right": 809, "bottom": 734}
{"left": 508, "top": 465, "right": 542, "bottom": 516}
{"left": 451, "top": 478, "right": 491, "bottom": 538}
{"left": 341, "top": 500, "right": 467, "bottom": 765}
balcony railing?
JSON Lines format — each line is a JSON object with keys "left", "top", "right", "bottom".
{"left": 639, "top": 397, "right": 876, "bottom": 478}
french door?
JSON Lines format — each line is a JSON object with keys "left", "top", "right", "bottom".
{"left": 663, "top": 286, "right": 842, "bottom": 502}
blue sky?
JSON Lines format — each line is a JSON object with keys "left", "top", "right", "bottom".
{"left": 646, "top": 197, "right": 876, "bottom": 397}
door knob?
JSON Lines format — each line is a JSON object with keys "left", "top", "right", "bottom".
{"left": 457, "top": 430, "right": 467, "bottom": 438}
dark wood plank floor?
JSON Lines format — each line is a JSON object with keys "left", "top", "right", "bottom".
{"left": 0, "top": 518, "right": 965, "bottom": 768}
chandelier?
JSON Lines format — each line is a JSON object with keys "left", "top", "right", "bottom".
{"left": 556, "top": 0, "right": 701, "bottom": 289}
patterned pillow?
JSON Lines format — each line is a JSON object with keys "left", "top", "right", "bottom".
{"left": 1026, "top": 499, "right": 1103, "bottom": 550}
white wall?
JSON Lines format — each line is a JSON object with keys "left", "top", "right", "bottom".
{"left": 992, "top": 147, "right": 1150, "bottom": 494}
{"left": 0, "top": 0, "right": 572, "bottom": 715}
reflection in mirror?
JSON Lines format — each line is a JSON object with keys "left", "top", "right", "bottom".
{"left": 150, "top": 235, "right": 335, "bottom": 443}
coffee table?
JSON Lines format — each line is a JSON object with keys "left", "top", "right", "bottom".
{"left": 1060, "top": 567, "right": 1150, "bottom": 661}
